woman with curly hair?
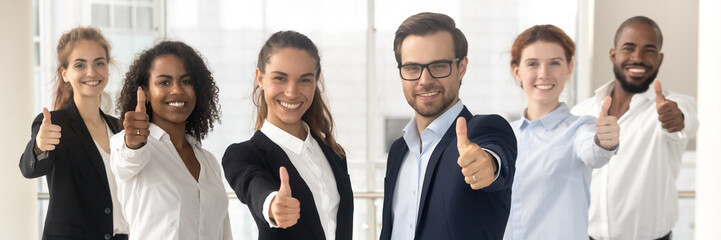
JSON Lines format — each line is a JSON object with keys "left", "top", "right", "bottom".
{"left": 110, "top": 41, "right": 231, "bottom": 239}
{"left": 222, "top": 30, "right": 353, "bottom": 240}
{"left": 19, "top": 27, "right": 130, "bottom": 240}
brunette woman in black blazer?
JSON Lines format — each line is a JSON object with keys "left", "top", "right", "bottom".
{"left": 223, "top": 31, "right": 353, "bottom": 240}
{"left": 19, "top": 27, "right": 129, "bottom": 240}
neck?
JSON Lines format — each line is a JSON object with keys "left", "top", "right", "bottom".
{"left": 610, "top": 80, "right": 634, "bottom": 116}
{"left": 415, "top": 99, "right": 458, "bottom": 134}
{"left": 525, "top": 100, "right": 560, "bottom": 121}
{"left": 154, "top": 120, "right": 189, "bottom": 150}
{"left": 74, "top": 94, "right": 103, "bottom": 123}
{"left": 271, "top": 119, "right": 307, "bottom": 140}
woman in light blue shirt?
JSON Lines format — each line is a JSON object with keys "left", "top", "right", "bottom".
{"left": 504, "top": 25, "right": 620, "bottom": 239}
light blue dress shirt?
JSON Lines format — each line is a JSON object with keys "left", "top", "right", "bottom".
{"left": 504, "top": 103, "right": 615, "bottom": 240}
{"left": 391, "top": 100, "right": 501, "bottom": 240}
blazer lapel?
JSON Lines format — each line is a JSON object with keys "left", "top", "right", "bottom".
{"left": 65, "top": 99, "right": 110, "bottom": 192}
{"left": 313, "top": 134, "right": 353, "bottom": 239}
{"left": 415, "top": 107, "right": 473, "bottom": 229}
{"left": 251, "top": 132, "right": 327, "bottom": 240}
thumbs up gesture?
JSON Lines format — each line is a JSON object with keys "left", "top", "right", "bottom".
{"left": 595, "top": 96, "right": 620, "bottom": 150}
{"left": 456, "top": 117, "right": 497, "bottom": 190}
{"left": 35, "top": 107, "right": 62, "bottom": 152}
{"left": 269, "top": 166, "right": 301, "bottom": 228}
{"left": 123, "top": 87, "right": 150, "bottom": 149}
{"left": 654, "top": 81, "right": 685, "bottom": 132}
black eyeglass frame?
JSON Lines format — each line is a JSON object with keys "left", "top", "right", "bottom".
{"left": 397, "top": 58, "right": 461, "bottom": 81}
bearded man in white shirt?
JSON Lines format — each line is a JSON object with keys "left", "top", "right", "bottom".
{"left": 572, "top": 16, "right": 698, "bottom": 240}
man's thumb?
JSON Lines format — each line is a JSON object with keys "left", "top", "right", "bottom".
{"left": 278, "top": 166, "right": 292, "bottom": 197}
{"left": 456, "top": 117, "right": 471, "bottom": 151}
{"left": 653, "top": 80, "right": 665, "bottom": 104}
{"left": 136, "top": 87, "right": 146, "bottom": 113}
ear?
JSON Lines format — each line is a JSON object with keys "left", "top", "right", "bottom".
{"left": 567, "top": 57, "right": 575, "bottom": 77}
{"left": 658, "top": 52, "right": 664, "bottom": 67}
{"left": 255, "top": 68, "right": 264, "bottom": 89}
{"left": 609, "top": 48, "right": 616, "bottom": 63}
{"left": 458, "top": 56, "right": 469, "bottom": 79}
{"left": 61, "top": 68, "right": 69, "bottom": 83}
{"left": 511, "top": 65, "right": 521, "bottom": 86}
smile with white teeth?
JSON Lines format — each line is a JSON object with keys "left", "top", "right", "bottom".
{"left": 535, "top": 84, "right": 554, "bottom": 90}
{"left": 628, "top": 68, "right": 646, "bottom": 74}
{"left": 280, "top": 101, "right": 301, "bottom": 109}
{"left": 83, "top": 80, "right": 101, "bottom": 86}
{"left": 168, "top": 101, "right": 185, "bottom": 107}
{"left": 419, "top": 91, "right": 440, "bottom": 97}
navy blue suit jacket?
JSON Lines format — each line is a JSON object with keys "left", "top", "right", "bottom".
{"left": 223, "top": 131, "right": 354, "bottom": 240}
{"left": 19, "top": 99, "right": 120, "bottom": 239}
{"left": 380, "top": 107, "right": 517, "bottom": 240}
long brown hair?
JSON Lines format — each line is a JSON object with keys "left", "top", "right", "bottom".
{"left": 253, "top": 30, "right": 345, "bottom": 158}
{"left": 52, "top": 27, "right": 112, "bottom": 110}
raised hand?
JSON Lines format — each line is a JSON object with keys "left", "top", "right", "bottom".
{"left": 35, "top": 107, "right": 62, "bottom": 152}
{"left": 456, "top": 117, "right": 497, "bottom": 190}
{"left": 595, "top": 96, "right": 620, "bottom": 150}
{"left": 124, "top": 87, "right": 150, "bottom": 149}
{"left": 269, "top": 166, "right": 301, "bottom": 228}
{"left": 654, "top": 81, "right": 685, "bottom": 132}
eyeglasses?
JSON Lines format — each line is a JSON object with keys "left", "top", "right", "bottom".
{"left": 398, "top": 58, "right": 460, "bottom": 81}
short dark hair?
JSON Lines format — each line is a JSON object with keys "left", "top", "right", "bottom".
{"left": 614, "top": 16, "right": 663, "bottom": 49}
{"left": 117, "top": 41, "right": 220, "bottom": 141}
{"left": 393, "top": 12, "right": 468, "bottom": 65}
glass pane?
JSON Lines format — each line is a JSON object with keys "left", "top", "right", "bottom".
{"left": 228, "top": 200, "right": 258, "bottom": 239}
{"left": 34, "top": 42, "right": 40, "bottom": 66}
{"left": 137, "top": 7, "right": 153, "bottom": 31}
{"left": 114, "top": 5, "right": 132, "bottom": 29}
{"left": 91, "top": 4, "right": 110, "bottom": 27}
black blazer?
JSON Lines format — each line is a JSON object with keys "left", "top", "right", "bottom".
{"left": 223, "top": 131, "right": 353, "bottom": 240}
{"left": 380, "top": 107, "right": 517, "bottom": 240}
{"left": 19, "top": 99, "right": 121, "bottom": 240}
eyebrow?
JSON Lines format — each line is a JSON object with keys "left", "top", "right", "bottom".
{"left": 621, "top": 42, "right": 658, "bottom": 49}
{"left": 72, "top": 57, "right": 107, "bottom": 62}
{"left": 401, "top": 59, "right": 451, "bottom": 65}
{"left": 271, "top": 71, "right": 315, "bottom": 78}
{"left": 155, "top": 73, "right": 191, "bottom": 79}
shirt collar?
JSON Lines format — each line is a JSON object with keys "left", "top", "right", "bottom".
{"left": 402, "top": 99, "right": 464, "bottom": 144}
{"left": 260, "top": 120, "right": 312, "bottom": 155}
{"left": 147, "top": 123, "right": 201, "bottom": 148}
{"left": 519, "top": 103, "right": 570, "bottom": 130}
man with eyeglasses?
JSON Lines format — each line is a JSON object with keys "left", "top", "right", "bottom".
{"left": 380, "top": 12, "right": 517, "bottom": 240}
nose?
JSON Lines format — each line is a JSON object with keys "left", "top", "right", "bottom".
{"left": 631, "top": 49, "right": 645, "bottom": 62}
{"left": 170, "top": 81, "right": 183, "bottom": 94}
{"left": 538, "top": 63, "right": 549, "bottom": 78}
{"left": 417, "top": 66, "right": 434, "bottom": 86}
{"left": 284, "top": 82, "right": 299, "bottom": 98}
{"left": 86, "top": 65, "right": 99, "bottom": 77}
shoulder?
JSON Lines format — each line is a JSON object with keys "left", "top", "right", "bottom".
{"left": 665, "top": 91, "right": 696, "bottom": 104}
{"left": 571, "top": 98, "right": 598, "bottom": 116}
{"left": 467, "top": 114, "right": 512, "bottom": 131}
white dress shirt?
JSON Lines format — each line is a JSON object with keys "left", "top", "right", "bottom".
{"left": 391, "top": 100, "right": 501, "bottom": 240}
{"left": 110, "top": 123, "right": 232, "bottom": 240}
{"left": 93, "top": 123, "right": 130, "bottom": 234}
{"left": 505, "top": 103, "right": 615, "bottom": 240}
{"left": 260, "top": 120, "right": 340, "bottom": 240}
{"left": 571, "top": 81, "right": 698, "bottom": 240}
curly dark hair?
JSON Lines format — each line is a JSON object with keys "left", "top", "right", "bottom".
{"left": 117, "top": 41, "right": 220, "bottom": 141}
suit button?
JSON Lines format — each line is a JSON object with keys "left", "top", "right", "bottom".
{"left": 104, "top": 233, "right": 111, "bottom": 239}
{"left": 104, "top": 208, "right": 111, "bottom": 214}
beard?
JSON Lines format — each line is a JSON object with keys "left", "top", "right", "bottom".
{"left": 613, "top": 62, "right": 659, "bottom": 93}
{"left": 407, "top": 88, "right": 457, "bottom": 118}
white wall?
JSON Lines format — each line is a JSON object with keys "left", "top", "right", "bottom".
{"left": 696, "top": 0, "right": 721, "bottom": 238}
{"left": 0, "top": 0, "right": 38, "bottom": 239}
{"left": 590, "top": 0, "right": 698, "bottom": 98}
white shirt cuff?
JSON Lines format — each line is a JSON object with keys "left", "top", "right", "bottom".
{"left": 262, "top": 191, "right": 280, "bottom": 228}
{"left": 482, "top": 148, "right": 501, "bottom": 181}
